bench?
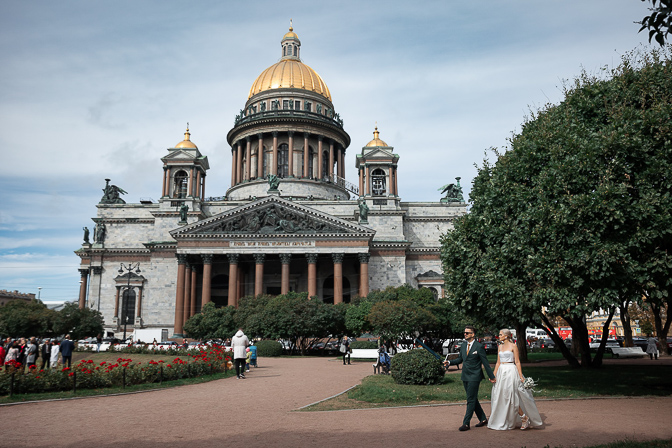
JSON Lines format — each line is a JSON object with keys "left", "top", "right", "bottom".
{"left": 611, "top": 347, "right": 647, "bottom": 358}
{"left": 349, "top": 348, "right": 380, "bottom": 359}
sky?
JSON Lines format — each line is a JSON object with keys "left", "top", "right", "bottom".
{"left": 0, "top": 1, "right": 654, "bottom": 303}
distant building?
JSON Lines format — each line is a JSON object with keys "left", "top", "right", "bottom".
{"left": 0, "top": 290, "right": 35, "bottom": 306}
{"left": 75, "top": 27, "right": 466, "bottom": 338}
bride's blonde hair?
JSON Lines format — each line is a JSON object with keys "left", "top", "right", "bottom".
{"left": 500, "top": 329, "right": 513, "bottom": 341}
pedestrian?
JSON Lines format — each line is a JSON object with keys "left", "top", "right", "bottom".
{"left": 25, "top": 337, "right": 39, "bottom": 370}
{"left": 96, "top": 333, "right": 102, "bottom": 353}
{"left": 245, "top": 348, "right": 252, "bottom": 372}
{"left": 646, "top": 335, "right": 659, "bottom": 360}
{"left": 5, "top": 341, "right": 19, "bottom": 368}
{"left": 16, "top": 338, "right": 27, "bottom": 369}
{"left": 444, "top": 325, "right": 496, "bottom": 431}
{"left": 60, "top": 334, "right": 75, "bottom": 368}
{"left": 50, "top": 340, "right": 60, "bottom": 368}
{"left": 231, "top": 328, "right": 249, "bottom": 379}
{"left": 40, "top": 338, "right": 51, "bottom": 369}
{"left": 340, "top": 336, "right": 351, "bottom": 365}
{"left": 249, "top": 342, "right": 258, "bottom": 368}
{"left": 0, "top": 341, "right": 5, "bottom": 370}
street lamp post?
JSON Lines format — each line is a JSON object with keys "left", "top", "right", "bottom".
{"left": 37, "top": 287, "right": 41, "bottom": 301}
{"left": 118, "top": 262, "right": 141, "bottom": 342}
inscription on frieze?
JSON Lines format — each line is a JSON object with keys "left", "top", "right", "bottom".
{"left": 232, "top": 241, "right": 316, "bottom": 247}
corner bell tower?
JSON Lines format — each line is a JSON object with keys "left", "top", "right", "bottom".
{"left": 356, "top": 126, "right": 400, "bottom": 206}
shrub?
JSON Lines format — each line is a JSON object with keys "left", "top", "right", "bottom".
{"left": 390, "top": 349, "right": 445, "bottom": 385}
{"left": 350, "top": 340, "right": 377, "bottom": 349}
{"left": 255, "top": 340, "right": 283, "bottom": 357}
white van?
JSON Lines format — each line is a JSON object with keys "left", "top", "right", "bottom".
{"left": 526, "top": 328, "right": 548, "bottom": 339}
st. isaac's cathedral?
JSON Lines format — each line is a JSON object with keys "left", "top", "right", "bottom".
{"left": 75, "top": 26, "right": 467, "bottom": 338}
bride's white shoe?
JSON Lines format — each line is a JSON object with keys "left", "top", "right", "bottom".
{"left": 520, "top": 414, "right": 530, "bottom": 430}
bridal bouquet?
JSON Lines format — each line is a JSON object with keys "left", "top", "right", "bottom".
{"left": 521, "top": 377, "right": 540, "bottom": 392}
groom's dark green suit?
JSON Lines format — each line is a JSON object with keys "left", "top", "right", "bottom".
{"left": 448, "top": 340, "right": 496, "bottom": 426}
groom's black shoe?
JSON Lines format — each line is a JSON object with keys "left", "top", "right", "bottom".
{"left": 458, "top": 424, "right": 470, "bottom": 431}
{"left": 475, "top": 420, "right": 488, "bottom": 427}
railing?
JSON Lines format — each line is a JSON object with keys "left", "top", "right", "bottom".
{"left": 234, "top": 109, "right": 344, "bottom": 129}
{"left": 328, "top": 173, "right": 359, "bottom": 196}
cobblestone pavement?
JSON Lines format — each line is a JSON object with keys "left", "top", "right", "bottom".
{"left": 1, "top": 356, "right": 671, "bottom": 448}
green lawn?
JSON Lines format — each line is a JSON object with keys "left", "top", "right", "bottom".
{"left": 303, "top": 364, "right": 672, "bottom": 411}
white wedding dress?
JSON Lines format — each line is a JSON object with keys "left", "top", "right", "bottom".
{"left": 487, "top": 351, "right": 543, "bottom": 430}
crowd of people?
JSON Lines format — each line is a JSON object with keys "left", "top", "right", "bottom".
{"left": 2, "top": 334, "right": 76, "bottom": 372}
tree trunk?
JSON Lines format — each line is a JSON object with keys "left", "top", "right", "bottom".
{"left": 515, "top": 322, "right": 528, "bottom": 362}
{"left": 619, "top": 298, "right": 633, "bottom": 347}
{"left": 650, "top": 297, "right": 671, "bottom": 357}
{"left": 547, "top": 314, "right": 580, "bottom": 368}
{"left": 566, "top": 314, "right": 593, "bottom": 367}
{"left": 591, "top": 306, "right": 616, "bottom": 368}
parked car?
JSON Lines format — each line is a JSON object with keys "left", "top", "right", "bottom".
{"left": 631, "top": 337, "right": 649, "bottom": 351}
{"left": 589, "top": 338, "right": 620, "bottom": 351}
{"left": 482, "top": 341, "right": 498, "bottom": 354}
{"left": 667, "top": 337, "right": 672, "bottom": 355}
{"left": 536, "top": 338, "right": 555, "bottom": 350}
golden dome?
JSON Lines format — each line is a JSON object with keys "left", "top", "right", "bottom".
{"left": 365, "top": 126, "right": 389, "bottom": 147}
{"left": 283, "top": 26, "right": 299, "bottom": 41}
{"left": 248, "top": 60, "right": 331, "bottom": 101}
{"left": 175, "top": 125, "right": 197, "bottom": 149}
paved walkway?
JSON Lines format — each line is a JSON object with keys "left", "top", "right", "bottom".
{"left": 1, "top": 356, "right": 671, "bottom": 448}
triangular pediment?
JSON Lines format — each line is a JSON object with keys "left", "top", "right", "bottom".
{"left": 360, "top": 147, "right": 397, "bottom": 159}
{"left": 171, "top": 196, "right": 375, "bottom": 239}
{"left": 162, "top": 149, "right": 201, "bottom": 161}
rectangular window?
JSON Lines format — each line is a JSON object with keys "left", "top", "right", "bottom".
{"left": 283, "top": 100, "right": 289, "bottom": 110}
{"left": 295, "top": 101, "right": 300, "bottom": 110}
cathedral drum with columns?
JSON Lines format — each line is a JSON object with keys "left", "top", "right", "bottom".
{"left": 75, "top": 26, "right": 467, "bottom": 338}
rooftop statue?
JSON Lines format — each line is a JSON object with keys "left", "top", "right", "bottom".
{"left": 100, "top": 179, "right": 127, "bottom": 204}
{"left": 268, "top": 174, "right": 280, "bottom": 191}
{"left": 439, "top": 177, "right": 464, "bottom": 203}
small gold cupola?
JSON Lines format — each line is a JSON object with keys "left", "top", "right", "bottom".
{"left": 281, "top": 19, "right": 301, "bottom": 60}
{"left": 365, "top": 125, "right": 389, "bottom": 147}
{"left": 175, "top": 123, "right": 198, "bottom": 149}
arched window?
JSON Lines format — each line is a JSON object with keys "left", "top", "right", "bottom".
{"left": 121, "top": 288, "right": 136, "bottom": 324}
{"left": 293, "top": 45, "right": 297, "bottom": 56}
{"left": 372, "top": 169, "right": 386, "bottom": 196}
{"left": 283, "top": 46, "right": 286, "bottom": 56}
{"left": 263, "top": 147, "right": 268, "bottom": 177}
{"left": 322, "top": 151, "right": 329, "bottom": 179}
{"left": 308, "top": 146, "right": 314, "bottom": 178}
{"left": 278, "top": 143, "right": 289, "bottom": 177}
{"left": 173, "top": 170, "right": 188, "bottom": 198}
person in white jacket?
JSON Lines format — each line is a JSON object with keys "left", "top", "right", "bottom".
{"left": 50, "top": 340, "right": 60, "bottom": 368}
{"left": 231, "top": 329, "right": 249, "bottom": 379}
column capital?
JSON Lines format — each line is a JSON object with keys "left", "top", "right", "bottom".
{"left": 279, "top": 253, "right": 292, "bottom": 264}
{"left": 227, "top": 253, "right": 239, "bottom": 264}
{"left": 358, "top": 253, "right": 370, "bottom": 264}
{"left": 191, "top": 264, "right": 201, "bottom": 274}
{"left": 257, "top": 133, "right": 264, "bottom": 139}
{"left": 78, "top": 268, "right": 89, "bottom": 276}
{"left": 306, "top": 253, "right": 318, "bottom": 264}
{"left": 303, "top": 132, "right": 310, "bottom": 139}
{"left": 92, "top": 266, "right": 103, "bottom": 275}
{"left": 176, "top": 254, "right": 188, "bottom": 265}
{"left": 288, "top": 130, "right": 295, "bottom": 137}
{"left": 201, "top": 253, "right": 213, "bottom": 264}
{"left": 332, "top": 253, "right": 344, "bottom": 264}
{"left": 317, "top": 135, "right": 324, "bottom": 142}
{"left": 185, "top": 261, "right": 191, "bottom": 269}
{"left": 245, "top": 135, "right": 251, "bottom": 142}
{"left": 273, "top": 131, "right": 279, "bottom": 138}
{"left": 253, "top": 253, "right": 266, "bottom": 264}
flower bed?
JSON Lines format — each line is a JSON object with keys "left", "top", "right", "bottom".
{"left": 1, "top": 347, "right": 233, "bottom": 396}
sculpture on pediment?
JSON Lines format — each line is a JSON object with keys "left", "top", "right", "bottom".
{"left": 179, "top": 204, "right": 189, "bottom": 223}
{"left": 94, "top": 223, "right": 106, "bottom": 243}
{"left": 272, "top": 100, "right": 280, "bottom": 110}
{"left": 358, "top": 200, "right": 369, "bottom": 222}
{"left": 100, "top": 179, "right": 127, "bottom": 204}
{"left": 83, "top": 227, "right": 90, "bottom": 244}
{"left": 268, "top": 174, "right": 280, "bottom": 191}
{"left": 439, "top": 177, "right": 465, "bottom": 203}
{"left": 260, "top": 101, "right": 266, "bottom": 112}
{"left": 316, "top": 103, "right": 322, "bottom": 114}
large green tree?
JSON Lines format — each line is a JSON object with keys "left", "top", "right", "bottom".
{"left": 0, "top": 299, "right": 56, "bottom": 338}
{"left": 442, "top": 47, "right": 672, "bottom": 367}
{"left": 53, "top": 302, "right": 105, "bottom": 340}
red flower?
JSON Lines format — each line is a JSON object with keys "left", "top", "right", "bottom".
{"left": 68, "top": 372, "right": 74, "bottom": 377}
{"left": 62, "top": 367, "right": 70, "bottom": 372}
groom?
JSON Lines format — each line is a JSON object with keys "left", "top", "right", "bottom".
{"left": 444, "top": 326, "right": 496, "bottom": 431}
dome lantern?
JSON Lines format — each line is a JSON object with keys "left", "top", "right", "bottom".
{"left": 281, "top": 19, "right": 301, "bottom": 60}
{"left": 175, "top": 123, "right": 198, "bottom": 149}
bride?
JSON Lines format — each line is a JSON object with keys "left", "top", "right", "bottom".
{"left": 487, "top": 329, "right": 543, "bottom": 430}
